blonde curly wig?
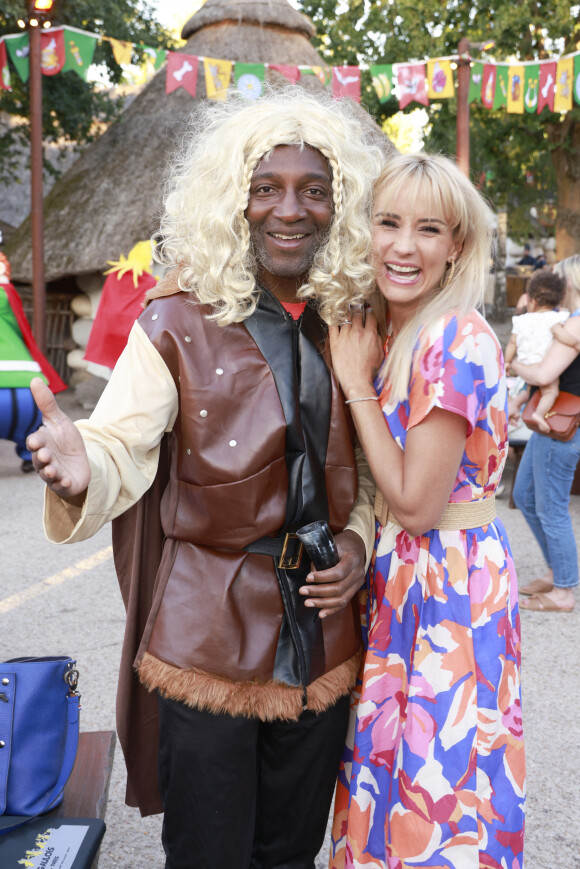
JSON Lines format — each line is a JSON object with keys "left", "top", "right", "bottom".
{"left": 153, "top": 87, "right": 386, "bottom": 325}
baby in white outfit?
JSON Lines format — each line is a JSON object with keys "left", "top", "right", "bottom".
{"left": 505, "top": 270, "right": 568, "bottom": 432}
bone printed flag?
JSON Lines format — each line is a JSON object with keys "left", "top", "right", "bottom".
{"left": 166, "top": 51, "right": 198, "bottom": 96}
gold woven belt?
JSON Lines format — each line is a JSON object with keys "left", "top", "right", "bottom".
{"left": 374, "top": 490, "right": 496, "bottom": 530}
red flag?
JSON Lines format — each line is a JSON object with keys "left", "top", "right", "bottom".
{"left": 332, "top": 66, "right": 361, "bottom": 102}
{"left": 41, "top": 29, "right": 65, "bottom": 76}
{"left": 0, "top": 40, "right": 10, "bottom": 91}
{"left": 84, "top": 271, "right": 157, "bottom": 370}
{"left": 538, "top": 61, "right": 556, "bottom": 113}
{"left": 397, "top": 63, "right": 428, "bottom": 109}
{"left": 166, "top": 51, "right": 198, "bottom": 97}
{"left": 268, "top": 64, "right": 299, "bottom": 84}
{"left": 481, "top": 64, "right": 496, "bottom": 109}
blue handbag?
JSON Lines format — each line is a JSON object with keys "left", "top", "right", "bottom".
{"left": 0, "top": 657, "right": 80, "bottom": 831}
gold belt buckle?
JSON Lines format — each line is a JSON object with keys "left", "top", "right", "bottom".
{"left": 278, "top": 533, "right": 304, "bottom": 570}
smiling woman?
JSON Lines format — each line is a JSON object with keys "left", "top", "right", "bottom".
{"left": 328, "top": 153, "right": 525, "bottom": 869}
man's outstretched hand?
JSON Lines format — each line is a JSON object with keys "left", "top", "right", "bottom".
{"left": 27, "top": 377, "right": 91, "bottom": 501}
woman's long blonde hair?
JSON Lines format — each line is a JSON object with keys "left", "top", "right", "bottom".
{"left": 373, "top": 153, "right": 495, "bottom": 401}
{"left": 153, "top": 87, "right": 386, "bottom": 325}
{"left": 554, "top": 255, "right": 580, "bottom": 312}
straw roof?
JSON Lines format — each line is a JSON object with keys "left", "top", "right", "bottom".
{"left": 182, "top": 0, "right": 316, "bottom": 39}
{"left": 7, "top": 0, "right": 392, "bottom": 284}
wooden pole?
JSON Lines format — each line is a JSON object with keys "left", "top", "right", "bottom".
{"left": 29, "top": 23, "right": 46, "bottom": 353}
{"left": 456, "top": 37, "right": 471, "bottom": 177}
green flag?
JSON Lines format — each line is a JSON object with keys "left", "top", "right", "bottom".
{"left": 523, "top": 64, "right": 539, "bottom": 114}
{"left": 62, "top": 28, "right": 97, "bottom": 80}
{"left": 5, "top": 33, "right": 29, "bottom": 84}
{"left": 302, "top": 66, "right": 331, "bottom": 86}
{"left": 468, "top": 62, "right": 483, "bottom": 104}
{"left": 492, "top": 64, "right": 509, "bottom": 110}
{"left": 234, "top": 63, "right": 265, "bottom": 100}
{"left": 370, "top": 64, "right": 395, "bottom": 103}
{"left": 140, "top": 44, "right": 168, "bottom": 71}
{"left": 574, "top": 54, "right": 580, "bottom": 106}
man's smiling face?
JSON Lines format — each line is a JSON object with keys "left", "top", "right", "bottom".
{"left": 245, "top": 144, "right": 334, "bottom": 303}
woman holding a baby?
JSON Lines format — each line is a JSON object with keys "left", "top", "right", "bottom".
{"left": 510, "top": 254, "right": 580, "bottom": 613}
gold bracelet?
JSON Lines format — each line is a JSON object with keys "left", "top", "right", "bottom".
{"left": 344, "top": 396, "right": 379, "bottom": 404}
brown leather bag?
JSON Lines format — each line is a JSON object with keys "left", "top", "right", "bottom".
{"left": 522, "top": 389, "right": 580, "bottom": 441}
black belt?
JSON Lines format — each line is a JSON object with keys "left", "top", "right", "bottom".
{"left": 244, "top": 532, "right": 304, "bottom": 570}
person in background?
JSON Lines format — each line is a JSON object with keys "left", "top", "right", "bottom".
{"left": 518, "top": 242, "right": 536, "bottom": 266}
{"left": 27, "top": 90, "right": 385, "bottom": 869}
{"left": 0, "top": 249, "right": 67, "bottom": 472}
{"left": 512, "top": 254, "right": 580, "bottom": 613}
{"left": 504, "top": 269, "right": 568, "bottom": 432}
{"left": 327, "top": 153, "right": 524, "bottom": 869}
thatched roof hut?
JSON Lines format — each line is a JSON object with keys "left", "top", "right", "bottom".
{"left": 6, "top": 0, "right": 392, "bottom": 287}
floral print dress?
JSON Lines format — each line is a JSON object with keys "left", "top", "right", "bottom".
{"left": 330, "top": 311, "right": 525, "bottom": 869}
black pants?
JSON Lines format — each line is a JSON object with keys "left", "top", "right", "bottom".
{"left": 157, "top": 693, "right": 350, "bottom": 869}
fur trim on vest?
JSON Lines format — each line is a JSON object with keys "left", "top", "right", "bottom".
{"left": 137, "top": 649, "right": 362, "bottom": 722}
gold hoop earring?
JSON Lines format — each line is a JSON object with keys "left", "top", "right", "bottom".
{"left": 440, "top": 259, "right": 456, "bottom": 289}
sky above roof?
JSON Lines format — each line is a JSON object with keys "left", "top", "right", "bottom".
{"left": 152, "top": 0, "right": 300, "bottom": 34}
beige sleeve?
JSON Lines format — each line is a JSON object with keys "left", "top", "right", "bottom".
{"left": 344, "top": 441, "right": 376, "bottom": 570}
{"left": 44, "top": 322, "right": 178, "bottom": 544}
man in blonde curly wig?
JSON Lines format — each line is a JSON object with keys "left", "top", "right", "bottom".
{"left": 28, "top": 88, "right": 386, "bottom": 868}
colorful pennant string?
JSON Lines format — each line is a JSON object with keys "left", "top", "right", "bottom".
{"left": 1, "top": 26, "right": 578, "bottom": 114}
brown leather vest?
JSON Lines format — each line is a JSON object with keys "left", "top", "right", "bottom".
{"left": 136, "top": 290, "right": 360, "bottom": 689}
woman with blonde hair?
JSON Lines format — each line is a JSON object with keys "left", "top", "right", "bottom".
{"left": 327, "top": 153, "right": 525, "bottom": 868}
{"left": 512, "top": 253, "right": 580, "bottom": 612}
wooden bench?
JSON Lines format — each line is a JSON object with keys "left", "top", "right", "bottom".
{"left": 47, "top": 730, "right": 116, "bottom": 869}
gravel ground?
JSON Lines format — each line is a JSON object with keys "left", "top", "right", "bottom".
{"left": 2, "top": 315, "right": 578, "bottom": 868}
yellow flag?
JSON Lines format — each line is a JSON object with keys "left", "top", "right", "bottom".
{"left": 427, "top": 59, "right": 454, "bottom": 99}
{"left": 554, "top": 57, "right": 573, "bottom": 113}
{"left": 108, "top": 38, "right": 133, "bottom": 66}
{"left": 204, "top": 57, "right": 233, "bottom": 101}
{"left": 507, "top": 65, "right": 524, "bottom": 113}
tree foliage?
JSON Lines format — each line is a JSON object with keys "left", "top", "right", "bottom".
{"left": 298, "top": 0, "right": 579, "bottom": 244}
{"left": 0, "top": 0, "right": 177, "bottom": 182}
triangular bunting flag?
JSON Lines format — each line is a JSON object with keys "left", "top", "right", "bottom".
{"left": 0, "top": 40, "right": 11, "bottom": 91}
{"left": 140, "top": 44, "right": 167, "bottom": 72}
{"left": 41, "top": 29, "right": 65, "bottom": 76}
{"left": 524, "top": 65, "right": 540, "bottom": 114}
{"left": 166, "top": 51, "right": 198, "bottom": 97}
{"left": 468, "top": 62, "right": 483, "bottom": 103}
{"left": 370, "top": 64, "right": 395, "bottom": 103}
{"left": 268, "top": 64, "right": 299, "bottom": 83}
{"left": 507, "top": 65, "right": 524, "bottom": 113}
{"left": 492, "top": 65, "right": 509, "bottom": 110}
{"left": 427, "top": 59, "right": 454, "bottom": 99}
{"left": 109, "top": 38, "right": 133, "bottom": 66}
{"left": 332, "top": 66, "right": 361, "bottom": 101}
{"left": 302, "top": 66, "right": 331, "bottom": 86}
{"left": 481, "top": 64, "right": 495, "bottom": 109}
{"left": 204, "top": 57, "right": 232, "bottom": 101}
{"left": 397, "top": 63, "right": 428, "bottom": 109}
{"left": 62, "top": 28, "right": 97, "bottom": 80}
{"left": 554, "top": 57, "right": 573, "bottom": 113}
{"left": 574, "top": 54, "right": 580, "bottom": 106}
{"left": 538, "top": 62, "right": 556, "bottom": 113}
{"left": 234, "top": 63, "right": 265, "bottom": 100}
{"left": 6, "top": 33, "right": 30, "bottom": 83}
